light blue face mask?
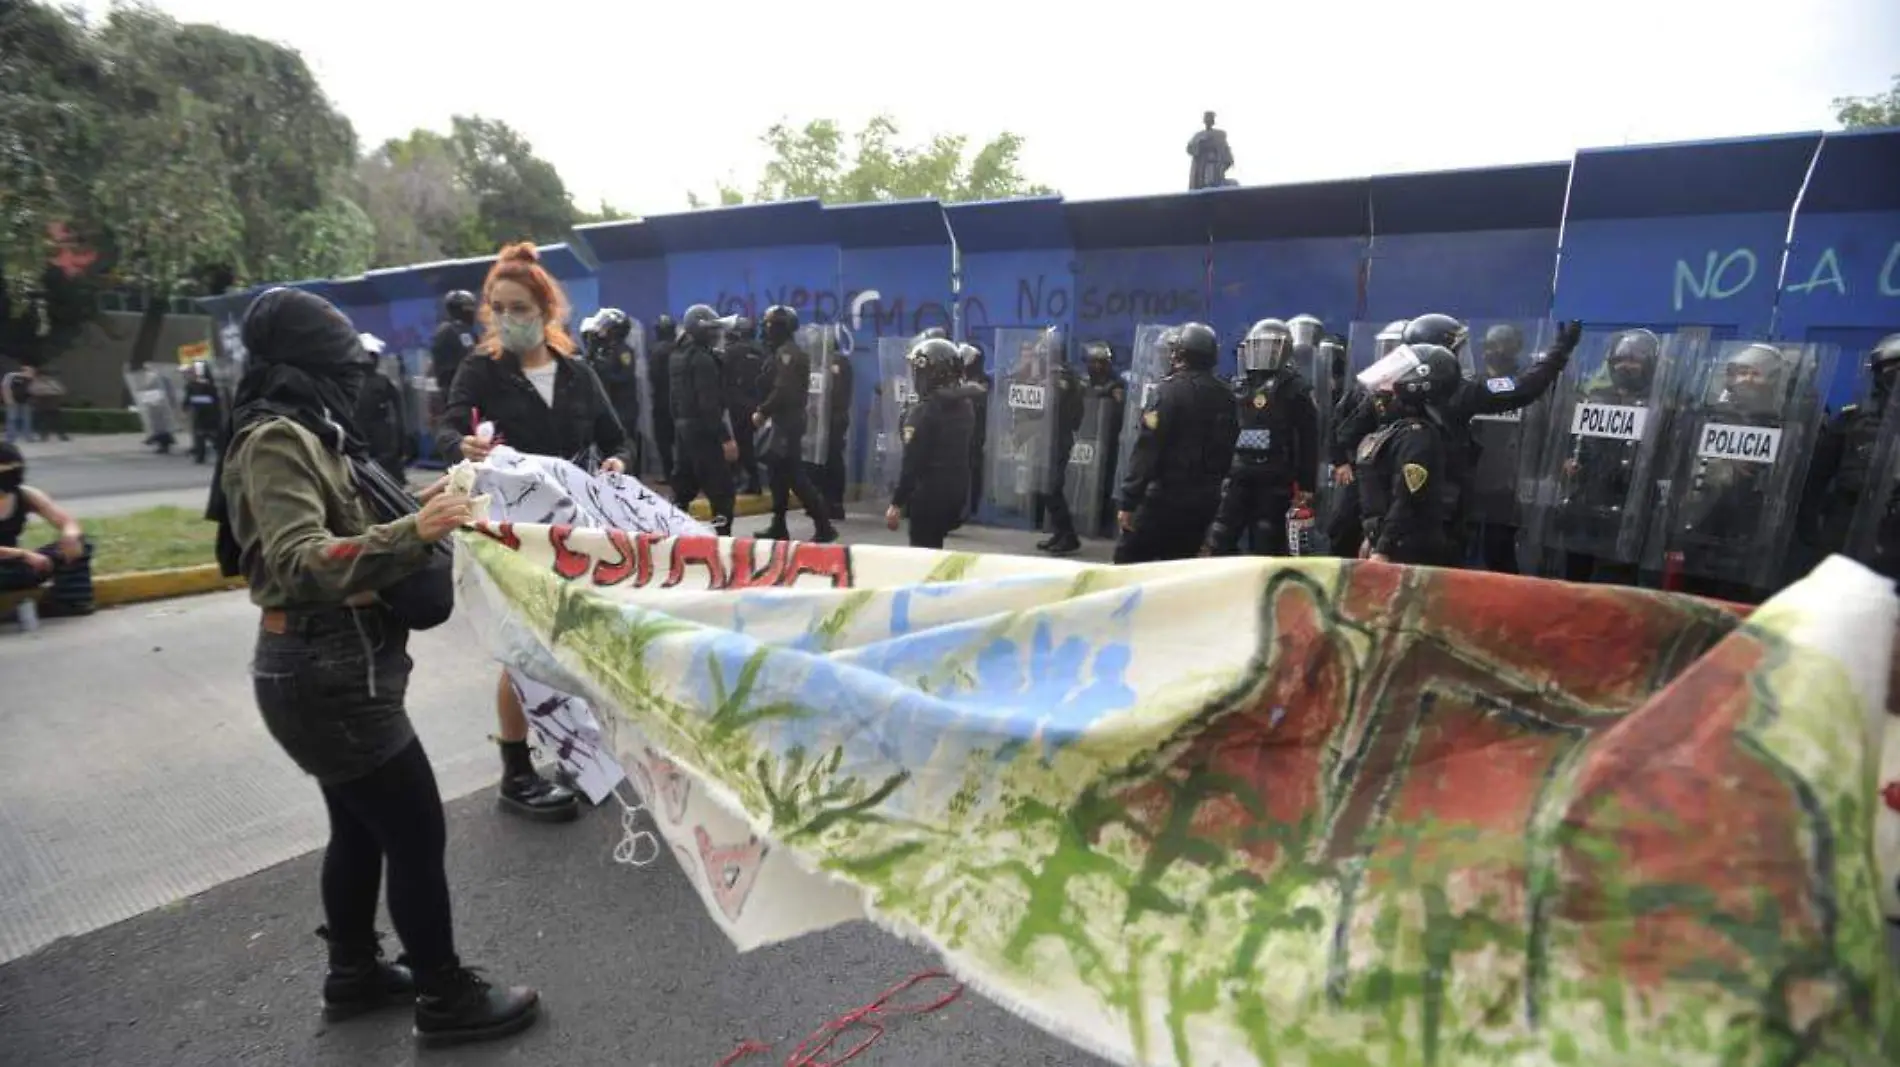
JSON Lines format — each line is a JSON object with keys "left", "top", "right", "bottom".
{"left": 497, "top": 314, "right": 545, "bottom": 355}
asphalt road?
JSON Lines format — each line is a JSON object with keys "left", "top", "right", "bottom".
{"left": 16, "top": 434, "right": 216, "bottom": 517}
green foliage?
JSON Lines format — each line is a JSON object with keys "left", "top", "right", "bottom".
{"left": 53, "top": 407, "right": 143, "bottom": 434}
{"left": 1833, "top": 73, "right": 1900, "bottom": 129}
{"left": 699, "top": 114, "right": 1054, "bottom": 207}
{"left": 450, "top": 115, "right": 578, "bottom": 249}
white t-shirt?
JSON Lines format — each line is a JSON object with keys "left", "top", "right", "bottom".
{"left": 525, "top": 362, "right": 557, "bottom": 407}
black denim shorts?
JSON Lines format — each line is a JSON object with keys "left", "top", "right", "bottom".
{"left": 251, "top": 605, "right": 417, "bottom": 786}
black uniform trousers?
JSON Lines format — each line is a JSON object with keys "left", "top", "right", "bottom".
{"left": 763, "top": 434, "right": 828, "bottom": 528}
{"left": 1038, "top": 448, "right": 1077, "bottom": 538}
{"left": 727, "top": 403, "right": 760, "bottom": 493}
{"left": 1209, "top": 462, "right": 1293, "bottom": 556}
{"left": 671, "top": 420, "right": 735, "bottom": 534}
{"left": 1113, "top": 490, "right": 1220, "bottom": 565}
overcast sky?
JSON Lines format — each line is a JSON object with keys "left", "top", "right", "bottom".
{"left": 75, "top": 0, "right": 1900, "bottom": 216}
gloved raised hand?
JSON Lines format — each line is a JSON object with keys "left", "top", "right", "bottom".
{"left": 1551, "top": 320, "right": 1583, "bottom": 359}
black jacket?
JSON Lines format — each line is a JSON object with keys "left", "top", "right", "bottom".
{"left": 435, "top": 351, "right": 629, "bottom": 467}
{"left": 669, "top": 340, "right": 731, "bottom": 442}
{"left": 894, "top": 384, "right": 981, "bottom": 514}
{"left": 757, "top": 340, "right": 811, "bottom": 433}
{"left": 431, "top": 320, "right": 477, "bottom": 395}
{"left": 1117, "top": 367, "right": 1236, "bottom": 509}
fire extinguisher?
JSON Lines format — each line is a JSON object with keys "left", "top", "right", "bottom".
{"left": 1286, "top": 486, "right": 1317, "bottom": 556}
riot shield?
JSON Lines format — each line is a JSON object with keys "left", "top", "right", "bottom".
{"left": 1346, "top": 320, "right": 1406, "bottom": 379}
{"left": 1645, "top": 341, "right": 1836, "bottom": 596}
{"left": 872, "top": 338, "right": 914, "bottom": 498}
{"left": 1291, "top": 338, "right": 1340, "bottom": 552}
{"left": 1844, "top": 396, "right": 1900, "bottom": 576}
{"left": 1064, "top": 377, "right": 1125, "bottom": 538}
{"left": 984, "top": 327, "right": 1062, "bottom": 526}
{"left": 1460, "top": 319, "right": 1552, "bottom": 527}
{"left": 1524, "top": 329, "right": 1685, "bottom": 571}
{"left": 123, "top": 365, "right": 181, "bottom": 439}
{"left": 794, "top": 324, "right": 833, "bottom": 467}
{"left": 1119, "top": 324, "right": 1174, "bottom": 478}
{"left": 625, "top": 319, "right": 662, "bottom": 479}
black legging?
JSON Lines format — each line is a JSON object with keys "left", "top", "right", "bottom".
{"left": 319, "top": 737, "right": 456, "bottom": 971}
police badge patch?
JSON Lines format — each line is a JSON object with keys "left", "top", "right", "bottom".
{"left": 1403, "top": 463, "right": 1429, "bottom": 492}
{"left": 1142, "top": 410, "right": 1159, "bottom": 430}
{"left": 780, "top": 351, "right": 792, "bottom": 365}
{"left": 1252, "top": 394, "right": 1267, "bottom": 409}
{"left": 902, "top": 425, "right": 915, "bottom": 444}
{"left": 1484, "top": 377, "right": 1516, "bottom": 394}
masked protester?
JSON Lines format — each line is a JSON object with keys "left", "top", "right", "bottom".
{"left": 670, "top": 304, "right": 740, "bottom": 534}
{"left": 1800, "top": 333, "right": 1900, "bottom": 571}
{"left": 649, "top": 315, "right": 678, "bottom": 477}
{"left": 886, "top": 338, "right": 983, "bottom": 548}
{"left": 1353, "top": 344, "right": 1463, "bottom": 565}
{"left": 186, "top": 360, "right": 225, "bottom": 464}
{"left": 1206, "top": 318, "right": 1318, "bottom": 556}
{"left": 0, "top": 441, "right": 94, "bottom": 616}
{"left": 1114, "top": 323, "right": 1237, "bottom": 564}
{"left": 206, "top": 287, "right": 540, "bottom": 1047}
{"left": 435, "top": 244, "right": 631, "bottom": 826}
{"left": 752, "top": 306, "right": 838, "bottom": 542}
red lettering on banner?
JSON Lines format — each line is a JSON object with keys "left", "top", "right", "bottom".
{"left": 788, "top": 542, "right": 854, "bottom": 588}
{"left": 471, "top": 522, "right": 523, "bottom": 550}
{"left": 665, "top": 536, "right": 730, "bottom": 589}
{"left": 590, "top": 529, "right": 643, "bottom": 586}
{"left": 548, "top": 525, "right": 592, "bottom": 580}
{"left": 726, "top": 538, "right": 792, "bottom": 588}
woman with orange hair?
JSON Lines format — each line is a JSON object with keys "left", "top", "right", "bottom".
{"left": 435, "top": 243, "right": 631, "bottom": 823}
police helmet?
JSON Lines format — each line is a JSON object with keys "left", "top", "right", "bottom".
{"left": 655, "top": 314, "right": 677, "bottom": 340}
{"left": 1392, "top": 343, "right": 1462, "bottom": 406}
{"left": 588, "top": 307, "right": 633, "bottom": 348}
{"left": 443, "top": 290, "right": 477, "bottom": 322}
{"left": 914, "top": 327, "right": 950, "bottom": 345}
{"left": 1481, "top": 324, "right": 1525, "bottom": 364}
{"left": 1868, "top": 333, "right": 1900, "bottom": 374}
{"left": 1083, "top": 340, "right": 1114, "bottom": 369}
{"left": 1286, "top": 314, "right": 1324, "bottom": 350}
{"left": 681, "top": 304, "right": 723, "bottom": 345}
{"left": 1607, "top": 329, "right": 1660, "bottom": 392}
{"left": 762, "top": 305, "right": 799, "bottom": 343}
{"left": 1241, "top": 318, "right": 1292, "bottom": 373}
{"left": 1403, "top": 313, "right": 1469, "bottom": 354}
{"left": 959, "top": 342, "right": 984, "bottom": 370}
{"left": 1034, "top": 329, "right": 1067, "bottom": 365}
{"left": 908, "top": 338, "right": 963, "bottom": 393}
{"left": 1168, "top": 322, "right": 1220, "bottom": 369}
{"left": 359, "top": 333, "right": 387, "bottom": 357}
{"left": 1375, "top": 319, "right": 1410, "bottom": 360}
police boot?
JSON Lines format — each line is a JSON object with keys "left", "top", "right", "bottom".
{"left": 827, "top": 500, "right": 847, "bottom": 521}
{"left": 1045, "top": 531, "right": 1083, "bottom": 555}
{"left": 412, "top": 962, "right": 540, "bottom": 1048}
{"left": 756, "top": 517, "right": 792, "bottom": 541}
{"left": 496, "top": 740, "right": 579, "bottom": 823}
{"left": 811, "top": 511, "right": 839, "bottom": 544}
{"left": 317, "top": 926, "right": 416, "bottom": 1022}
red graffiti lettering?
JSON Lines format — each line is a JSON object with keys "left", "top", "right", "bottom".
{"left": 590, "top": 529, "right": 645, "bottom": 586}
{"left": 665, "top": 536, "right": 730, "bottom": 589}
{"left": 725, "top": 538, "right": 792, "bottom": 588}
{"left": 471, "top": 522, "right": 523, "bottom": 550}
{"left": 787, "top": 542, "right": 854, "bottom": 588}
{"left": 548, "top": 525, "right": 591, "bottom": 581}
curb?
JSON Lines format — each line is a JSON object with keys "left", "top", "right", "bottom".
{"left": 94, "top": 565, "right": 245, "bottom": 608}
{"left": 89, "top": 493, "right": 780, "bottom": 608}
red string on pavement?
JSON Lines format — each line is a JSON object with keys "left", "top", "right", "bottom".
{"left": 716, "top": 970, "right": 966, "bottom": 1067}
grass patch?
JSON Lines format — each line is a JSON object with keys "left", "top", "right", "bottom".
{"left": 29, "top": 505, "right": 217, "bottom": 576}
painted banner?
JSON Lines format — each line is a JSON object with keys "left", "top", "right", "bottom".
{"left": 454, "top": 521, "right": 1900, "bottom": 1067}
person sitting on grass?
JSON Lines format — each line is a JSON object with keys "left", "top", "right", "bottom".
{"left": 0, "top": 441, "right": 95, "bottom": 616}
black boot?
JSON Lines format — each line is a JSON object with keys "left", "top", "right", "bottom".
{"left": 757, "top": 518, "right": 792, "bottom": 541}
{"left": 811, "top": 515, "right": 839, "bottom": 544}
{"left": 1046, "top": 532, "right": 1083, "bottom": 556}
{"left": 413, "top": 963, "right": 540, "bottom": 1048}
{"left": 826, "top": 499, "right": 847, "bottom": 521}
{"left": 317, "top": 926, "right": 415, "bottom": 1022}
{"left": 497, "top": 741, "right": 579, "bottom": 823}
{"left": 1035, "top": 532, "right": 1059, "bottom": 551}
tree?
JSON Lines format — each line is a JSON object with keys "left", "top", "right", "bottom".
{"left": 449, "top": 115, "right": 577, "bottom": 248}
{"left": 1834, "top": 74, "right": 1900, "bottom": 129}
{"left": 695, "top": 115, "right": 1054, "bottom": 207}
{"left": 357, "top": 130, "right": 484, "bottom": 267}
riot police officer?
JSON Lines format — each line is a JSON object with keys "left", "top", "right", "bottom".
{"left": 1354, "top": 344, "right": 1463, "bottom": 565}
{"left": 1114, "top": 323, "right": 1236, "bottom": 564}
{"left": 1405, "top": 312, "right": 1580, "bottom": 563}
{"left": 1206, "top": 318, "right": 1318, "bottom": 555}
{"left": 812, "top": 334, "right": 854, "bottom": 521}
{"left": 721, "top": 316, "right": 764, "bottom": 495}
{"left": 1327, "top": 322, "right": 1405, "bottom": 557}
{"left": 430, "top": 290, "right": 478, "bottom": 396}
{"left": 1801, "top": 333, "right": 1900, "bottom": 567}
{"left": 961, "top": 341, "right": 991, "bottom": 520}
{"left": 886, "top": 338, "right": 979, "bottom": 549}
{"left": 1070, "top": 342, "right": 1127, "bottom": 538}
{"left": 753, "top": 306, "right": 838, "bottom": 543}
{"left": 649, "top": 314, "right": 677, "bottom": 477}
{"left": 669, "top": 304, "right": 739, "bottom": 534}
{"left": 1037, "top": 336, "right": 1087, "bottom": 555}
{"left": 351, "top": 336, "right": 411, "bottom": 481}
{"left": 184, "top": 360, "right": 223, "bottom": 465}
{"left": 582, "top": 308, "right": 642, "bottom": 472}
{"left": 1467, "top": 323, "right": 1531, "bottom": 572}
{"left": 1552, "top": 329, "right": 1664, "bottom": 585}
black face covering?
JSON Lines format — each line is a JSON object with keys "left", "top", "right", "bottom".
{"left": 205, "top": 288, "right": 430, "bottom": 578}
